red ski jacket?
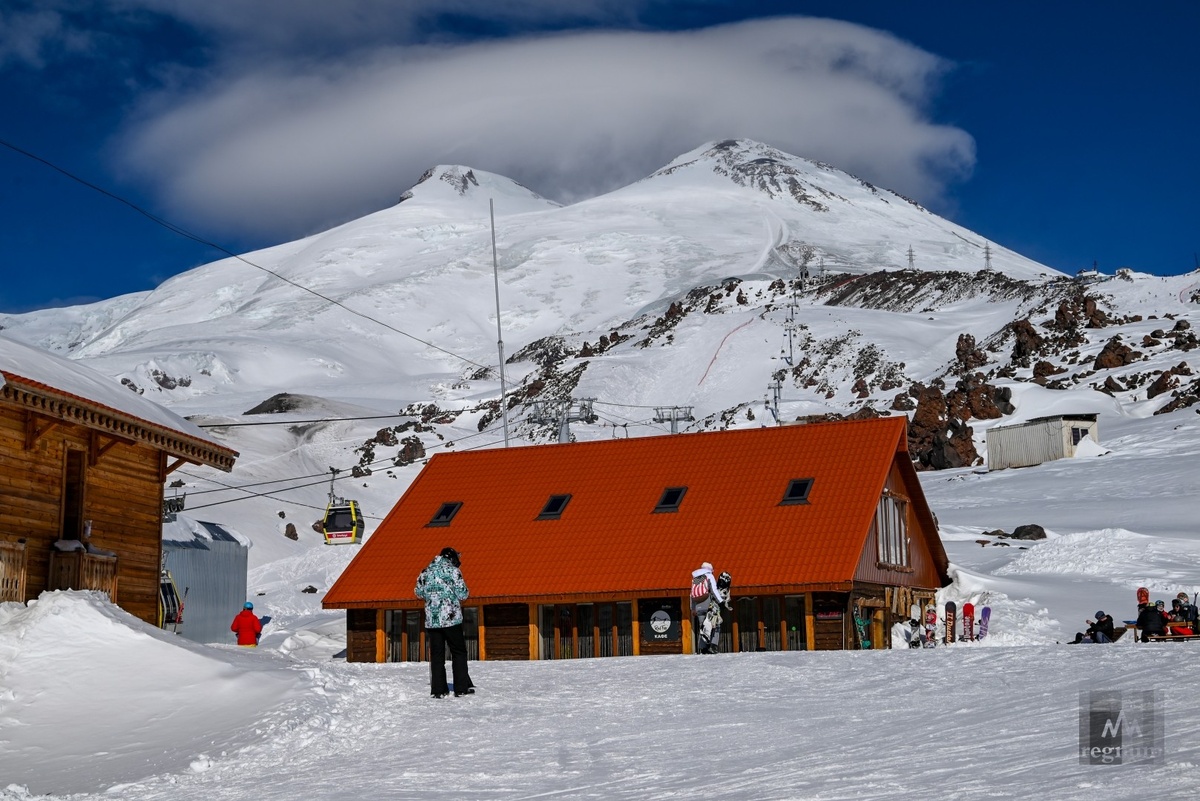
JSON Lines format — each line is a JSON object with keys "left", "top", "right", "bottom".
{"left": 231, "top": 609, "right": 263, "bottom": 646}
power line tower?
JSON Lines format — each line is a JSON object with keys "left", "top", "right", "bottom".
{"left": 779, "top": 243, "right": 813, "bottom": 367}
{"left": 528, "top": 398, "right": 597, "bottom": 443}
{"left": 984, "top": 242, "right": 993, "bottom": 271}
{"left": 907, "top": 245, "right": 916, "bottom": 269}
{"left": 652, "top": 406, "right": 694, "bottom": 434}
{"left": 766, "top": 377, "right": 783, "bottom": 423}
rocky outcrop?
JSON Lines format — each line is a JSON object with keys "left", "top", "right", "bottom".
{"left": 1009, "top": 320, "right": 1044, "bottom": 367}
{"left": 1093, "top": 336, "right": 1141, "bottom": 370}
{"left": 907, "top": 383, "right": 979, "bottom": 470}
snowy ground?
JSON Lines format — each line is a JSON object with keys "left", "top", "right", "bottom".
{"left": 5, "top": 593, "right": 1200, "bottom": 801}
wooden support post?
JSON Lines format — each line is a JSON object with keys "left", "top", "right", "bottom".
{"left": 682, "top": 596, "right": 693, "bottom": 654}
{"left": 478, "top": 609, "right": 487, "bottom": 662}
{"left": 805, "top": 592, "right": 816, "bottom": 651}
{"left": 528, "top": 603, "right": 539, "bottom": 660}
{"left": 375, "top": 609, "right": 386, "bottom": 663}
{"left": 631, "top": 599, "right": 640, "bottom": 656}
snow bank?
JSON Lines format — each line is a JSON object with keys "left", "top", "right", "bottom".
{"left": 0, "top": 592, "right": 315, "bottom": 795}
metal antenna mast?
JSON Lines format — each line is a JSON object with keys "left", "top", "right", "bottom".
{"left": 490, "top": 199, "right": 510, "bottom": 446}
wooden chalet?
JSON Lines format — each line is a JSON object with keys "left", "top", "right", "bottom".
{"left": 324, "top": 416, "right": 949, "bottom": 661}
{"left": 0, "top": 336, "right": 238, "bottom": 625}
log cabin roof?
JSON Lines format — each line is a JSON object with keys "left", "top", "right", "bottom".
{"left": 0, "top": 335, "right": 237, "bottom": 471}
{"left": 323, "top": 416, "right": 949, "bottom": 609}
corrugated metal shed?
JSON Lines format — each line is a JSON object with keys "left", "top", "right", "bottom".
{"left": 162, "top": 515, "right": 251, "bottom": 644}
{"left": 987, "top": 414, "right": 1100, "bottom": 471}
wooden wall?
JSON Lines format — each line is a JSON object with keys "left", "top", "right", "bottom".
{"left": 0, "top": 403, "right": 166, "bottom": 624}
{"left": 853, "top": 460, "right": 944, "bottom": 591}
{"left": 482, "top": 603, "right": 530, "bottom": 660}
{"left": 346, "top": 608, "right": 377, "bottom": 662}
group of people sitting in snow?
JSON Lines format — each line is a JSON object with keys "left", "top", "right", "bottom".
{"left": 1134, "top": 593, "right": 1198, "bottom": 641}
{"left": 1072, "top": 592, "right": 1199, "bottom": 643}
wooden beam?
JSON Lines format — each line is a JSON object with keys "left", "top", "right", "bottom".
{"left": 88, "top": 431, "right": 132, "bottom": 466}
{"left": 24, "top": 412, "right": 58, "bottom": 450}
{"left": 163, "top": 457, "right": 189, "bottom": 478}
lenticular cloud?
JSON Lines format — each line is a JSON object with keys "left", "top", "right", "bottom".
{"left": 117, "top": 17, "right": 974, "bottom": 242}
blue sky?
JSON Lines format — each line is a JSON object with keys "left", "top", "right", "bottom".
{"left": 1, "top": 1, "right": 1196, "bottom": 314}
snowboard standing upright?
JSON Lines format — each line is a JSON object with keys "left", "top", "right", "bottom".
{"left": 962, "top": 602, "right": 975, "bottom": 641}
{"left": 977, "top": 606, "right": 992, "bottom": 639}
{"left": 923, "top": 604, "right": 938, "bottom": 647}
{"left": 1137, "top": 586, "right": 1150, "bottom": 610}
{"left": 853, "top": 605, "right": 872, "bottom": 649}
{"left": 944, "top": 601, "right": 957, "bottom": 645}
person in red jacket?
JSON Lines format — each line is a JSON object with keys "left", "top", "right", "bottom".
{"left": 231, "top": 601, "right": 263, "bottom": 647}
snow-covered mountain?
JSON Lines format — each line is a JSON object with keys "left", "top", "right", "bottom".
{"left": 1, "top": 139, "right": 1198, "bottom": 571}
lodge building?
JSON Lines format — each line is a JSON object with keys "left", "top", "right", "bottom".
{"left": 323, "top": 415, "right": 950, "bottom": 660}
{"left": 0, "top": 336, "right": 238, "bottom": 625}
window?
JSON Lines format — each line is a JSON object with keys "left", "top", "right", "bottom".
{"left": 780, "top": 478, "right": 814, "bottom": 505}
{"left": 653, "top": 486, "right": 687, "bottom": 513}
{"left": 427, "top": 502, "right": 462, "bottom": 527}
{"left": 537, "top": 494, "right": 572, "bottom": 520}
{"left": 875, "top": 490, "right": 910, "bottom": 568}
{"left": 1071, "top": 426, "right": 1089, "bottom": 446}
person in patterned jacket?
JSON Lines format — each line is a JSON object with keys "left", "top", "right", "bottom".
{"left": 415, "top": 547, "right": 475, "bottom": 698}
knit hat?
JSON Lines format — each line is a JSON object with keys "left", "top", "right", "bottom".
{"left": 1095, "top": 611, "right": 1105, "bottom": 619}
{"left": 700, "top": 562, "right": 713, "bottom": 572}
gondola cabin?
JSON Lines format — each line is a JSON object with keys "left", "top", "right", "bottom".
{"left": 322, "top": 499, "right": 365, "bottom": 545}
{"left": 158, "top": 554, "right": 184, "bottom": 633}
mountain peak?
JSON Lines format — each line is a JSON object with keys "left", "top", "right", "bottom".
{"left": 397, "top": 165, "right": 560, "bottom": 214}
{"left": 647, "top": 138, "right": 923, "bottom": 212}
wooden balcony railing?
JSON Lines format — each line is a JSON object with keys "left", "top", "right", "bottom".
{"left": 0, "top": 540, "right": 27, "bottom": 603}
{"left": 48, "top": 549, "right": 119, "bottom": 601}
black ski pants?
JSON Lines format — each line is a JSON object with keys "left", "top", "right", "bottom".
{"left": 427, "top": 623, "right": 473, "bottom": 696}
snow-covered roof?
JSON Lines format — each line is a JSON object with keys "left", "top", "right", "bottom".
{"left": 0, "top": 335, "right": 237, "bottom": 469}
{"left": 162, "top": 513, "right": 252, "bottom": 549}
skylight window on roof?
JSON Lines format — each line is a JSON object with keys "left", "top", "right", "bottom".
{"left": 427, "top": 501, "right": 463, "bottom": 527}
{"left": 654, "top": 486, "right": 687, "bottom": 513}
{"left": 780, "top": 478, "right": 814, "bottom": 505}
{"left": 537, "top": 494, "right": 572, "bottom": 520}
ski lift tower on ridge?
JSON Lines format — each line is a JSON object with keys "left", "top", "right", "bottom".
{"left": 320, "top": 467, "right": 364, "bottom": 545}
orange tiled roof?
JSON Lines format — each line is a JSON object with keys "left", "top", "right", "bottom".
{"left": 324, "top": 416, "right": 936, "bottom": 608}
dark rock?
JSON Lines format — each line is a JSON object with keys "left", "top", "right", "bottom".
{"left": 1010, "top": 524, "right": 1047, "bottom": 540}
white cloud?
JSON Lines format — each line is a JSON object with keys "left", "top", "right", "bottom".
{"left": 115, "top": 16, "right": 975, "bottom": 242}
